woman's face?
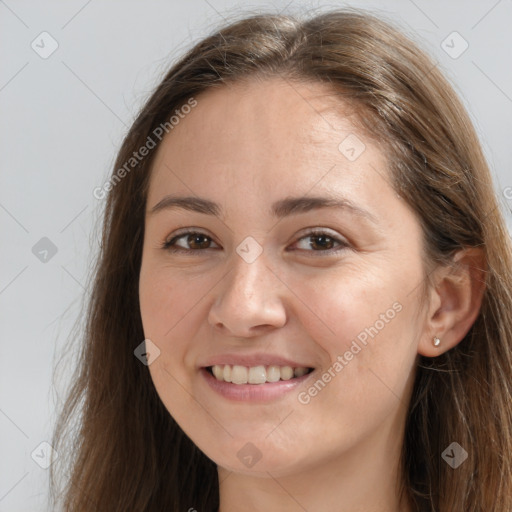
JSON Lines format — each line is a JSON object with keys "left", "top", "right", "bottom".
{"left": 139, "top": 77, "right": 428, "bottom": 478}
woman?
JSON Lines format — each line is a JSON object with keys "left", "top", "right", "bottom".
{"left": 50, "top": 7, "right": 512, "bottom": 511}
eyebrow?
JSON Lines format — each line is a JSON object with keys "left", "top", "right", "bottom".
{"left": 148, "top": 194, "right": 378, "bottom": 224}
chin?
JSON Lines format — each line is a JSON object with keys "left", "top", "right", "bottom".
{"left": 201, "top": 438, "right": 310, "bottom": 478}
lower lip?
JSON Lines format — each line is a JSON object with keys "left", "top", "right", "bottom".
{"left": 200, "top": 367, "right": 314, "bottom": 402}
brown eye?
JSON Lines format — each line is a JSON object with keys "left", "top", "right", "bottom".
{"left": 184, "top": 233, "right": 212, "bottom": 250}
{"left": 162, "top": 231, "right": 220, "bottom": 252}
{"left": 307, "top": 234, "right": 336, "bottom": 250}
{"left": 290, "top": 230, "right": 350, "bottom": 255}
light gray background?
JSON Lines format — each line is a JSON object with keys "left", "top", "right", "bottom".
{"left": 1, "top": 1, "right": 511, "bottom": 510}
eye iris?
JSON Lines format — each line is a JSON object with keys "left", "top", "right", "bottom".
{"left": 310, "top": 234, "right": 334, "bottom": 250}
{"left": 188, "top": 233, "right": 210, "bottom": 249}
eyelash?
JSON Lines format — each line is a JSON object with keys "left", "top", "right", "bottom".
{"left": 161, "top": 229, "right": 350, "bottom": 256}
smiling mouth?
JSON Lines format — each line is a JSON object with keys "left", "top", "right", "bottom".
{"left": 206, "top": 364, "right": 314, "bottom": 385}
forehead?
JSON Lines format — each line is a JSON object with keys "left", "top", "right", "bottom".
{"left": 147, "top": 77, "right": 389, "bottom": 207}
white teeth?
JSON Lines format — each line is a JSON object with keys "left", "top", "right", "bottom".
{"left": 266, "top": 365, "right": 281, "bottom": 382}
{"left": 210, "top": 364, "right": 311, "bottom": 384}
{"left": 212, "top": 365, "right": 224, "bottom": 380}
{"left": 248, "top": 366, "right": 266, "bottom": 384}
{"left": 231, "top": 365, "right": 248, "bottom": 384}
{"left": 280, "top": 366, "right": 294, "bottom": 380}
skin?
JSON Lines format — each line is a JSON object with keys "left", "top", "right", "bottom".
{"left": 138, "top": 77, "right": 485, "bottom": 512}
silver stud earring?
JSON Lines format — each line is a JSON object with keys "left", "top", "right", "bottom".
{"left": 433, "top": 336, "right": 441, "bottom": 347}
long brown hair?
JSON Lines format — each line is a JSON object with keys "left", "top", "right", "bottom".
{"left": 50, "top": 7, "right": 512, "bottom": 511}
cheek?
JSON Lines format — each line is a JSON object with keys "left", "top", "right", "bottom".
{"left": 290, "top": 262, "right": 419, "bottom": 405}
{"left": 139, "top": 262, "right": 218, "bottom": 399}
{"left": 139, "top": 264, "right": 196, "bottom": 401}
{"left": 139, "top": 265, "right": 208, "bottom": 428}
{"left": 139, "top": 261, "right": 206, "bottom": 341}
{"left": 288, "top": 261, "right": 406, "bottom": 347}
{"left": 288, "top": 290, "right": 416, "bottom": 468}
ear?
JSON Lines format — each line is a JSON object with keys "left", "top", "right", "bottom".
{"left": 418, "top": 247, "right": 487, "bottom": 357}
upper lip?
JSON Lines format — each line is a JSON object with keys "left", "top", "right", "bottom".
{"left": 200, "top": 353, "right": 314, "bottom": 368}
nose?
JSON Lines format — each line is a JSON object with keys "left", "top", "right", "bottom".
{"left": 208, "top": 250, "right": 287, "bottom": 337}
